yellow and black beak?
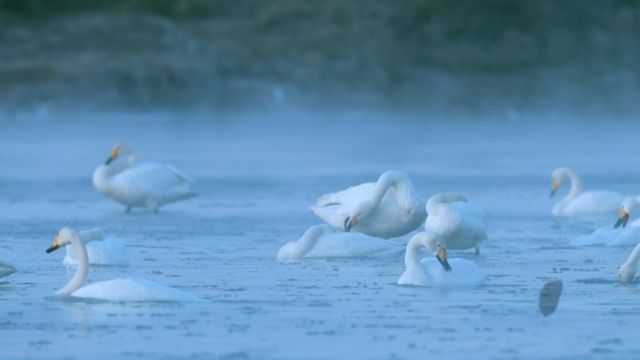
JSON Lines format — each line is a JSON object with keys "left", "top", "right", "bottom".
{"left": 104, "top": 147, "right": 120, "bottom": 165}
{"left": 46, "top": 234, "right": 62, "bottom": 253}
{"left": 436, "top": 246, "right": 452, "bottom": 272}
{"left": 615, "top": 208, "right": 630, "bottom": 228}
{"left": 344, "top": 216, "right": 357, "bottom": 232}
{"left": 550, "top": 180, "right": 559, "bottom": 198}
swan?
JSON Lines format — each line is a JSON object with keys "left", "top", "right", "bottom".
{"left": 619, "top": 242, "right": 640, "bottom": 283}
{"left": 550, "top": 167, "right": 623, "bottom": 217}
{"left": 311, "top": 170, "right": 426, "bottom": 239}
{"left": 397, "top": 231, "right": 486, "bottom": 287}
{"left": 0, "top": 249, "right": 16, "bottom": 278}
{"left": 277, "top": 224, "right": 404, "bottom": 261}
{"left": 570, "top": 197, "right": 640, "bottom": 247}
{"left": 93, "top": 143, "right": 197, "bottom": 212}
{"left": 46, "top": 227, "right": 201, "bottom": 302}
{"left": 63, "top": 229, "right": 129, "bottom": 267}
{"left": 425, "top": 193, "right": 487, "bottom": 254}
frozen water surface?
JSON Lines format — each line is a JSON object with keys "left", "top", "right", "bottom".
{"left": 1, "top": 112, "right": 640, "bottom": 359}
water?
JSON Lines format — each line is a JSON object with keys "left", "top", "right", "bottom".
{"left": 1, "top": 112, "right": 640, "bottom": 359}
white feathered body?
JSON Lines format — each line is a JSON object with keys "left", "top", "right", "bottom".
{"left": 312, "top": 182, "right": 425, "bottom": 239}
{"left": 93, "top": 161, "right": 196, "bottom": 210}
{"left": 426, "top": 201, "right": 487, "bottom": 251}
{"left": 70, "top": 278, "right": 202, "bottom": 302}
{"left": 553, "top": 190, "right": 624, "bottom": 217}
{"left": 397, "top": 258, "right": 486, "bottom": 287}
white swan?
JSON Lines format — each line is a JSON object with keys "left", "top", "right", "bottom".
{"left": 93, "top": 143, "right": 197, "bottom": 212}
{"left": 570, "top": 197, "right": 640, "bottom": 247}
{"left": 619, "top": 243, "right": 640, "bottom": 283}
{"left": 46, "top": 227, "right": 201, "bottom": 302}
{"left": 63, "top": 229, "right": 129, "bottom": 267}
{"left": 0, "top": 249, "right": 16, "bottom": 278}
{"left": 550, "top": 167, "right": 623, "bottom": 217}
{"left": 425, "top": 193, "right": 487, "bottom": 254}
{"left": 397, "top": 232, "right": 486, "bottom": 287}
{"left": 311, "top": 170, "right": 426, "bottom": 239}
{"left": 277, "top": 224, "right": 404, "bottom": 261}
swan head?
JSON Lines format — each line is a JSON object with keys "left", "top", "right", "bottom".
{"left": 344, "top": 200, "right": 374, "bottom": 232}
{"left": 105, "top": 143, "right": 135, "bottom": 165}
{"left": 615, "top": 197, "right": 638, "bottom": 228}
{"left": 435, "top": 243, "right": 452, "bottom": 272}
{"left": 46, "top": 227, "right": 77, "bottom": 253}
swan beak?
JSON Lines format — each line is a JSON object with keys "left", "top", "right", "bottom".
{"left": 46, "top": 234, "right": 62, "bottom": 253}
{"left": 104, "top": 147, "right": 120, "bottom": 165}
{"left": 344, "top": 216, "right": 358, "bottom": 232}
{"left": 436, "top": 246, "right": 452, "bottom": 272}
{"left": 550, "top": 180, "right": 559, "bottom": 198}
{"left": 615, "top": 208, "right": 630, "bottom": 228}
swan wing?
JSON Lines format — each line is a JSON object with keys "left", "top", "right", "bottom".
{"left": 311, "top": 182, "right": 376, "bottom": 228}
{"left": 72, "top": 278, "right": 201, "bottom": 302}
{"left": 564, "top": 191, "right": 624, "bottom": 215}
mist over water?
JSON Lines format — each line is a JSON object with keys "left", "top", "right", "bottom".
{"left": 2, "top": 2, "right": 640, "bottom": 360}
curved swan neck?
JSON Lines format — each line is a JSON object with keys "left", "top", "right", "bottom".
{"left": 57, "top": 231, "right": 89, "bottom": 295}
{"left": 426, "top": 193, "right": 467, "bottom": 216}
{"left": 291, "top": 225, "right": 331, "bottom": 258}
{"left": 404, "top": 233, "right": 427, "bottom": 271}
{"left": 622, "top": 243, "right": 640, "bottom": 274}
{"left": 371, "top": 171, "right": 412, "bottom": 207}
{"left": 559, "top": 168, "right": 583, "bottom": 199}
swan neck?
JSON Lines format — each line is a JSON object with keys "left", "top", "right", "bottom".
{"left": 57, "top": 233, "right": 89, "bottom": 295}
{"left": 372, "top": 172, "right": 410, "bottom": 208}
{"left": 293, "top": 226, "right": 327, "bottom": 257}
{"left": 565, "top": 170, "right": 583, "bottom": 199}
{"left": 624, "top": 243, "right": 640, "bottom": 269}
{"left": 404, "top": 234, "right": 425, "bottom": 271}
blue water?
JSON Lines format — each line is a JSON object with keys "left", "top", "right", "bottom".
{"left": 1, "top": 112, "right": 640, "bottom": 359}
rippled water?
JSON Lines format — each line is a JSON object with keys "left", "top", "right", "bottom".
{"left": 1, "top": 112, "right": 640, "bottom": 359}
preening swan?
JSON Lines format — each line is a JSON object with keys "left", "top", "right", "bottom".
{"left": 570, "top": 197, "right": 640, "bottom": 247}
{"left": 46, "top": 227, "right": 201, "bottom": 302}
{"left": 0, "top": 249, "right": 16, "bottom": 278}
{"left": 277, "top": 224, "right": 404, "bottom": 261}
{"left": 550, "top": 167, "right": 623, "bottom": 217}
{"left": 397, "top": 232, "right": 486, "bottom": 287}
{"left": 311, "top": 170, "right": 426, "bottom": 239}
{"left": 93, "top": 143, "right": 197, "bottom": 212}
{"left": 63, "top": 229, "right": 129, "bottom": 267}
{"left": 425, "top": 193, "right": 487, "bottom": 254}
{"left": 619, "top": 243, "right": 640, "bottom": 283}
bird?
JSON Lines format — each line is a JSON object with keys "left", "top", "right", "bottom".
{"left": 397, "top": 231, "right": 486, "bottom": 287}
{"left": 277, "top": 224, "right": 404, "bottom": 261}
{"left": 311, "top": 170, "right": 426, "bottom": 239}
{"left": 63, "top": 228, "right": 129, "bottom": 267}
{"left": 619, "top": 242, "right": 640, "bottom": 283}
{"left": 570, "top": 196, "right": 640, "bottom": 247}
{"left": 549, "top": 167, "right": 623, "bottom": 217}
{"left": 46, "top": 227, "right": 201, "bottom": 302}
{"left": 424, "top": 193, "right": 487, "bottom": 254}
{"left": 93, "top": 143, "right": 197, "bottom": 212}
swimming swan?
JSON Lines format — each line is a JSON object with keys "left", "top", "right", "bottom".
{"left": 46, "top": 227, "right": 201, "bottom": 302}
{"left": 64, "top": 229, "right": 129, "bottom": 266}
{"left": 619, "top": 242, "right": 640, "bottom": 283}
{"left": 311, "top": 170, "right": 426, "bottom": 239}
{"left": 93, "top": 143, "right": 197, "bottom": 212}
{"left": 397, "top": 231, "right": 486, "bottom": 287}
{"left": 571, "top": 197, "right": 640, "bottom": 247}
{"left": 277, "top": 224, "right": 404, "bottom": 261}
{"left": 550, "top": 167, "right": 623, "bottom": 217}
{"left": 425, "top": 193, "right": 487, "bottom": 254}
{"left": 0, "top": 250, "right": 16, "bottom": 278}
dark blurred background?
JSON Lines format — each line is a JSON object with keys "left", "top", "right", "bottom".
{"left": 1, "top": 0, "right": 639, "bottom": 115}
